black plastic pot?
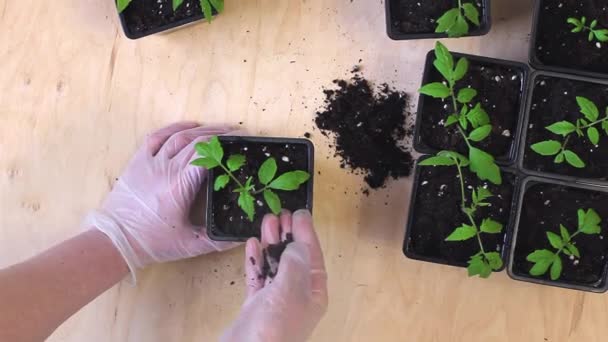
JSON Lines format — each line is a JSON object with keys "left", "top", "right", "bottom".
{"left": 507, "top": 176, "right": 608, "bottom": 293}
{"left": 206, "top": 136, "right": 315, "bottom": 242}
{"left": 414, "top": 50, "right": 530, "bottom": 166}
{"left": 118, "top": 0, "right": 218, "bottom": 40}
{"left": 529, "top": 0, "right": 608, "bottom": 79}
{"left": 385, "top": 0, "right": 491, "bottom": 40}
{"left": 519, "top": 70, "right": 608, "bottom": 185}
{"left": 403, "top": 157, "right": 520, "bottom": 270}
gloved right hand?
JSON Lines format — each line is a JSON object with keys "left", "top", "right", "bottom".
{"left": 221, "top": 210, "right": 328, "bottom": 342}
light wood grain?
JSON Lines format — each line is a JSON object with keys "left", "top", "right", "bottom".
{"left": 1, "top": 0, "right": 606, "bottom": 341}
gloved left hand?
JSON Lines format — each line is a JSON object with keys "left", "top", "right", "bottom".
{"left": 84, "top": 122, "right": 240, "bottom": 282}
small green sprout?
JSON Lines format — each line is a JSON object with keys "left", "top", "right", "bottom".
{"left": 527, "top": 208, "right": 602, "bottom": 280}
{"left": 567, "top": 17, "right": 608, "bottom": 43}
{"left": 117, "top": 0, "right": 224, "bottom": 23}
{"left": 419, "top": 41, "right": 502, "bottom": 185}
{"left": 531, "top": 96, "right": 608, "bottom": 168}
{"left": 191, "top": 137, "right": 310, "bottom": 221}
{"left": 435, "top": 0, "right": 480, "bottom": 38}
{"left": 419, "top": 151, "right": 504, "bottom": 278}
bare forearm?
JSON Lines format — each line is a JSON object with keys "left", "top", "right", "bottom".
{"left": 0, "top": 230, "right": 129, "bottom": 342}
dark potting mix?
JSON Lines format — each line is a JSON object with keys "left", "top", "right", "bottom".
{"left": 208, "top": 139, "right": 311, "bottom": 240}
{"left": 417, "top": 55, "right": 525, "bottom": 163}
{"left": 523, "top": 75, "right": 608, "bottom": 180}
{"left": 121, "top": 0, "right": 208, "bottom": 37}
{"left": 533, "top": 0, "right": 608, "bottom": 74}
{"left": 315, "top": 68, "right": 414, "bottom": 190}
{"left": 511, "top": 183, "right": 608, "bottom": 287}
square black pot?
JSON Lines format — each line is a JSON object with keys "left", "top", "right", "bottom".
{"left": 414, "top": 50, "right": 530, "bottom": 166}
{"left": 519, "top": 71, "right": 608, "bottom": 185}
{"left": 118, "top": 0, "right": 218, "bottom": 40}
{"left": 385, "top": 0, "right": 491, "bottom": 40}
{"left": 205, "top": 136, "right": 315, "bottom": 242}
{"left": 507, "top": 176, "right": 608, "bottom": 293}
{"left": 530, "top": 0, "right": 608, "bottom": 79}
{"left": 403, "top": 157, "right": 520, "bottom": 270}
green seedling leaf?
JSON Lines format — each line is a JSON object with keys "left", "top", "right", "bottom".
{"left": 263, "top": 189, "right": 281, "bottom": 215}
{"left": 238, "top": 192, "right": 255, "bottom": 222}
{"left": 476, "top": 187, "right": 492, "bottom": 202}
{"left": 214, "top": 174, "right": 230, "bottom": 191}
{"left": 469, "top": 147, "right": 502, "bottom": 185}
{"left": 485, "top": 252, "right": 503, "bottom": 270}
{"left": 173, "top": 0, "right": 184, "bottom": 10}
{"left": 438, "top": 150, "right": 470, "bottom": 166}
{"left": 546, "top": 231, "right": 563, "bottom": 249}
{"left": 466, "top": 103, "right": 490, "bottom": 128}
{"left": 527, "top": 249, "right": 555, "bottom": 276}
{"left": 564, "top": 150, "right": 585, "bottom": 168}
{"left": 577, "top": 96, "right": 599, "bottom": 121}
{"left": 546, "top": 121, "right": 576, "bottom": 136}
{"left": 419, "top": 82, "right": 450, "bottom": 99}
{"left": 459, "top": 114, "right": 468, "bottom": 130}
{"left": 550, "top": 256, "right": 562, "bottom": 280}
{"left": 117, "top": 0, "right": 131, "bottom": 12}
{"left": 434, "top": 59, "right": 454, "bottom": 83}
{"left": 560, "top": 224, "right": 571, "bottom": 242}
{"left": 468, "top": 124, "right": 492, "bottom": 142}
{"left": 258, "top": 158, "right": 278, "bottom": 185}
{"left": 568, "top": 17, "right": 583, "bottom": 32}
{"left": 434, "top": 41, "right": 454, "bottom": 71}
{"left": 449, "top": 13, "right": 469, "bottom": 37}
{"left": 468, "top": 254, "right": 492, "bottom": 278}
{"left": 457, "top": 88, "right": 477, "bottom": 103}
{"left": 191, "top": 157, "right": 219, "bottom": 168}
{"left": 209, "top": 0, "right": 224, "bottom": 12}
{"left": 531, "top": 140, "right": 562, "bottom": 156}
{"left": 453, "top": 58, "right": 469, "bottom": 81}
{"left": 589, "top": 31, "right": 595, "bottom": 42}
{"left": 579, "top": 208, "right": 601, "bottom": 234}
{"left": 418, "top": 156, "right": 456, "bottom": 166}
{"left": 269, "top": 171, "right": 310, "bottom": 191}
{"left": 446, "top": 114, "right": 459, "bottom": 127}
{"left": 227, "top": 154, "right": 245, "bottom": 171}
{"left": 582, "top": 16, "right": 587, "bottom": 25}
{"left": 566, "top": 243, "right": 580, "bottom": 258}
{"left": 602, "top": 120, "right": 608, "bottom": 135}
{"left": 594, "top": 29, "right": 608, "bottom": 42}
{"left": 588, "top": 127, "right": 600, "bottom": 145}
{"left": 201, "top": 0, "right": 213, "bottom": 22}
{"left": 195, "top": 136, "right": 224, "bottom": 162}
{"left": 591, "top": 19, "right": 598, "bottom": 29}
{"left": 445, "top": 224, "right": 477, "bottom": 241}
{"left": 480, "top": 218, "right": 503, "bottom": 234}
{"left": 554, "top": 152, "right": 565, "bottom": 163}
{"left": 435, "top": 8, "right": 460, "bottom": 34}
{"left": 462, "top": 3, "right": 480, "bottom": 26}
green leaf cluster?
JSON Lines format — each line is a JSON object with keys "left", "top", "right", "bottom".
{"left": 191, "top": 137, "right": 310, "bottom": 222}
{"left": 527, "top": 208, "right": 602, "bottom": 280}
{"left": 531, "top": 96, "right": 608, "bottom": 168}
{"left": 117, "top": 0, "right": 224, "bottom": 23}
{"left": 567, "top": 17, "right": 608, "bottom": 42}
{"left": 419, "top": 42, "right": 501, "bottom": 185}
{"left": 435, "top": 2, "right": 480, "bottom": 38}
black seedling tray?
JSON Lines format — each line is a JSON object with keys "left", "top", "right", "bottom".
{"left": 507, "top": 176, "right": 608, "bottom": 293}
{"left": 205, "top": 136, "right": 314, "bottom": 242}
{"left": 529, "top": 0, "right": 608, "bottom": 79}
{"left": 518, "top": 70, "right": 608, "bottom": 186}
{"left": 414, "top": 50, "right": 530, "bottom": 166}
{"left": 385, "top": 0, "right": 491, "bottom": 40}
{"left": 118, "top": 1, "right": 218, "bottom": 40}
{"left": 403, "top": 157, "right": 521, "bottom": 271}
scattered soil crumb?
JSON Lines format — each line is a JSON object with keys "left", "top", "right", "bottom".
{"left": 314, "top": 66, "right": 414, "bottom": 190}
{"left": 304, "top": 132, "right": 312, "bottom": 138}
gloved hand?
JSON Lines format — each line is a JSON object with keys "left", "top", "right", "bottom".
{"left": 84, "top": 122, "right": 240, "bottom": 282}
{"left": 221, "top": 210, "right": 328, "bottom": 342}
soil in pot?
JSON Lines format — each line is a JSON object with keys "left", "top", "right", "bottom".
{"left": 522, "top": 74, "right": 608, "bottom": 180}
{"left": 121, "top": 0, "right": 209, "bottom": 37}
{"left": 405, "top": 164, "right": 516, "bottom": 266}
{"left": 511, "top": 182, "right": 608, "bottom": 287}
{"left": 209, "top": 139, "right": 312, "bottom": 239}
{"left": 533, "top": 0, "right": 608, "bottom": 74}
{"left": 388, "top": 0, "right": 487, "bottom": 35}
{"left": 417, "top": 54, "right": 525, "bottom": 163}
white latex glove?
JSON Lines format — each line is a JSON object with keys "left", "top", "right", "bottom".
{"left": 84, "top": 122, "right": 240, "bottom": 282}
{"left": 221, "top": 210, "right": 328, "bottom": 342}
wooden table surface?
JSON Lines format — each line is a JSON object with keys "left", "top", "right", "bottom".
{"left": 2, "top": 0, "right": 605, "bottom": 341}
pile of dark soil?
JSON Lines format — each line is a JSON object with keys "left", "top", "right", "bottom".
{"left": 315, "top": 68, "right": 414, "bottom": 189}
{"left": 262, "top": 233, "right": 294, "bottom": 279}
